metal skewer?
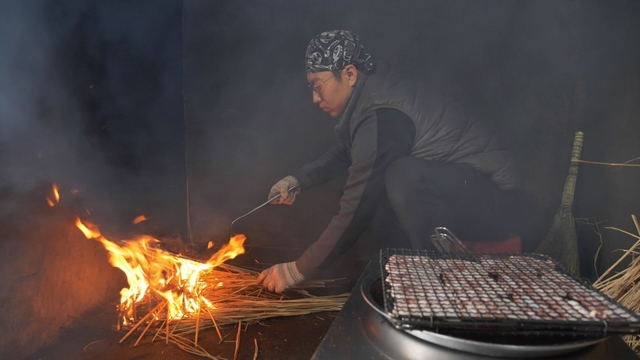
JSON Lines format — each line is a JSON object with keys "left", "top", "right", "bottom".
{"left": 229, "top": 183, "right": 301, "bottom": 239}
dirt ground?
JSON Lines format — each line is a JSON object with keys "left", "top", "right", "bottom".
{"left": 26, "top": 301, "right": 339, "bottom": 360}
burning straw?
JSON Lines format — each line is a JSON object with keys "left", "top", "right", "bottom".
{"left": 73, "top": 216, "right": 347, "bottom": 358}
{"left": 593, "top": 214, "right": 640, "bottom": 353}
{"left": 120, "top": 264, "right": 348, "bottom": 358}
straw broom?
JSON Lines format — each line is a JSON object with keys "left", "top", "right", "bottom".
{"left": 593, "top": 215, "right": 640, "bottom": 353}
{"left": 536, "top": 131, "right": 584, "bottom": 275}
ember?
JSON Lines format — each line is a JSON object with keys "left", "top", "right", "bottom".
{"left": 132, "top": 215, "right": 148, "bottom": 224}
{"left": 46, "top": 183, "right": 60, "bottom": 207}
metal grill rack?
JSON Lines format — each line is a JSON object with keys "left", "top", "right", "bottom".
{"left": 380, "top": 249, "right": 640, "bottom": 336}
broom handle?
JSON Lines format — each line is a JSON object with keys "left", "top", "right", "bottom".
{"left": 560, "top": 131, "right": 584, "bottom": 209}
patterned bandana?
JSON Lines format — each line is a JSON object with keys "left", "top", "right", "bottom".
{"left": 305, "top": 30, "right": 375, "bottom": 74}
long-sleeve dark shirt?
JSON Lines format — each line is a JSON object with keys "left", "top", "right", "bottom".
{"left": 291, "top": 62, "right": 519, "bottom": 278}
{"left": 292, "top": 108, "right": 415, "bottom": 278}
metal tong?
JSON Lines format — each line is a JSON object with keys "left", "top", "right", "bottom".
{"left": 229, "top": 183, "right": 301, "bottom": 239}
{"left": 430, "top": 227, "right": 473, "bottom": 255}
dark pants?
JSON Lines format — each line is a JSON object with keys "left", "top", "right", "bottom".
{"left": 372, "top": 157, "right": 519, "bottom": 250}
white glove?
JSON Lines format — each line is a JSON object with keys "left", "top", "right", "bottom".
{"left": 256, "top": 261, "right": 305, "bottom": 293}
{"left": 268, "top": 175, "right": 301, "bottom": 205}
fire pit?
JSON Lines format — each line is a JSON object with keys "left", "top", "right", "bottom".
{"left": 73, "top": 216, "right": 347, "bottom": 358}
{"left": 11, "top": 184, "right": 349, "bottom": 359}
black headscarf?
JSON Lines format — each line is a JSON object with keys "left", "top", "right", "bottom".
{"left": 305, "top": 30, "right": 375, "bottom": 74}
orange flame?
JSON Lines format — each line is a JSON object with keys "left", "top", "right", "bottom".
{"left": 53, "top": 184, "right": 60, "bottom": 202}
{"left": 75, "top": 218, "right": 101, "bottom": 238}
{"left": 47, "top": 184, "right": 60, "bottom": 207}
{"left": 74, "top": 217, "right": 246, "bottom": 324}
{"left": 206, "top": 235, "right": 246, "bottom": 268}
{"left": 132, "top": 215, "right": 148, "bottom": 225}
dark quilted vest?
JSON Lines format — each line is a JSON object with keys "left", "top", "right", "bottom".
{"left": 334, "top": 62, "right": 520, "bottom": 190}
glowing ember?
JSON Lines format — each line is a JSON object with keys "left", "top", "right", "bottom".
{"left": 74, "top": 217, "right": 246, "bottom": 325}
{"left": 47, "top": 184, "right": 60, "bottom": 207}
{"left": 132, "top": 215, "right": 148, "bottom": 225}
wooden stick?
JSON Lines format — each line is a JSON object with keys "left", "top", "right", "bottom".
{"left": 134, "top": 316, "right": 156, "bottom": 347}
{"left": 152, "top": 320, "right": 166, "bottom": 342}
{"left": 205, "top": 307, "right": 223, "bottom": 341}
{"left": 82, "top": 339, "right": 105, "bottom": 352}
{"left": 604, "top": 227, "right": 640, "bottom": 241}
{"left": 167, "top": 333, "right": 218, "bottom": 359}
{"left": 166, "top": 314, "right": 170, "bottom": 344}
{"left": 170, "top": 317, "right": 183, "bottom": 336}
{"left": 195, "top": 302, "right": 201, "bottom": 347}
{"left": 219, "top": 332, "right": 231, "bottom": 344}
{"left": 572, "top": 159, "right": 640, "bottom": 167}
{"left": 234, "top": 320, "right": 242, "bottom": 360}
{"left": 117, "top": 265, "right": 348, "bottom": 356}
{"left": 253, "top": 338, "right": 259, "bottom": 360}
{"left": 595, "top": 225, "right": 640, "bottom": 284}
{"left": 120, "top": 301, "right": 166, "bottom": 344}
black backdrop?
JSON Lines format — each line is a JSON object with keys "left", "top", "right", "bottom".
{"left": 183, "top": 0, "right": 640, "bottom": 280}
{"left": 1, "top": 0, "right": 639, "bottom": 281}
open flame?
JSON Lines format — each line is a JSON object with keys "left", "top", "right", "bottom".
{"left": 75, "top": 217, "right": 246, "bottom": 325}
{"left": 47, "top": 184, "right": 60, "bottom": 207}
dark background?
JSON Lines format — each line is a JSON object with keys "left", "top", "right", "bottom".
{"left": 2, "top": 0, "right": 640, "bottom": 282}
{"left": 0, "top": 0, "right": 184, "bottom": 236}
{"left": 183, "top": 0, "right": 640, "bottom": 281}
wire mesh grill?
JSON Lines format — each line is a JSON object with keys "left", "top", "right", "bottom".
{"left": 380, "top": 249, "right": 640, "bottom": 335}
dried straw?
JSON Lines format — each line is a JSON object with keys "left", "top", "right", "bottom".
{"left": 593, "top": 214, "right": 640, "bottom": 353}
{"left": 134, "top": 317, "right": 156, "bottom": 347}
{"left": 234, "top": 321, "right": 241, "bottom": 360}
{"left": 120, "top": 301, "right": 166, "bottom": 343}
{"left": 253, "top": 338, "right": 259, "bottom": 360}
{"left": 572, "top": 159, "right": 640, "bottom": 167}
{"left": 119, "top": 264, "right": 348, "bottom": 358}
{"left": 195, "top": 302, "right": 201, "bottom": 346}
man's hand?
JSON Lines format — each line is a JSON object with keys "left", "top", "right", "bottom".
{"left": 256, "top": 261, "right": 305, "bottom": 293}
{"left": 268, "top": 175, "right": 301, "bottom": 205}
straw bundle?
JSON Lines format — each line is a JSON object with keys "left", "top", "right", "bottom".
{"left": 593, "top": 215, "right": 640, "bottom": 353}
{"left": 119, "top": 263, "right": 349, "bottom": 359}
{"left": 536, "top": 131, "right": 584, "bottom": 275}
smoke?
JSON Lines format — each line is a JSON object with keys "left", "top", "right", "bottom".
{"left": 3, "top": 0, "right": 637, "bottom": 262}
{"left": 0, "top": 1, "right": 79, "bottom": 191}
{"left": 0, "top": 0, "right": 184, "bottom": 234}
{"left": 182, "top": 0, "right": 640, "bottom": 269}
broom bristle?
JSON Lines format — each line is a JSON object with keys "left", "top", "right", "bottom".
{"left": 536, "top": 212, "right": 580, "bottom": 274}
